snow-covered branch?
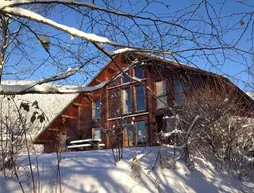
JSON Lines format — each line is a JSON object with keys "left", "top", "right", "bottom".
{"left": 2, "top": 6, "right": 117, "bottom": 46}
{"left": 0, "top": 58, "right": 128, "bottom": 95}
{"left": 160, "top": 129, "right": 183, "bottom": 138}
{"left": 1, "top": 1, "right": 173, "bottom": 57}
{"left": 0, "top": 0, "right": 187, "bottom": 30}
{"left": 0, "top": 80, "right": 109, "bottom": 95}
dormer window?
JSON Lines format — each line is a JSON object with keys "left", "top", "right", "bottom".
{"left": 93, "top": 98, "right": 101, "bottom": 119}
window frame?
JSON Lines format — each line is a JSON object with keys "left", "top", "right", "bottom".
{"left": 163, "top": 117, "right": 174, "bottom": 133}
{"left": 93, "top": 97, "right": 101, "bottom": 119}
{"left": 135, "top": 85, "right": 145, "bottom": 112}
{"left": 135, "top": 120, "right": 146, "bottom": 146}
{"left": 124, "top": 123, "right": 135, "bottom": 147}
{"left": 155, "top": 80, "right": 167, "bottom": 109}
{"left": 122, "top": 87, "right": 132, "bottom": 114}
{"left": 134, "top": 65, "right": 144, "bottom": 79}
{"left": 93, "top": 126, "right": 101, "bottom": 139}
{"left": 174, "top": 80, "right": 185, "bottom": 105}
{"left": 122, "top": 70, "right": 130, "bottom": 83}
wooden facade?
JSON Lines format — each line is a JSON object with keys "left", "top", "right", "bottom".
{"left": 33, "top": 53, "right": 254, "bottom": 153}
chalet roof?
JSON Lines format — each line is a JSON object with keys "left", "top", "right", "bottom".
{"left": 86, "top": 52, "right": 254, "bottom": 109}
{"left": 0, "top": 80, "right": 77, "bottom": 138}
{"left": 247, "top": 92, "right": 254, "bottom": 100}
{"left": 86, "top": 55, "right": 118, "bottom": 86}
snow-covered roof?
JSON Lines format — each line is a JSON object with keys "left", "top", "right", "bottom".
{"left": 0, "top": 80, "right": 77, "bottom": 138}
{"left": 246, "top": 92, "right": 254, "bottom": 100}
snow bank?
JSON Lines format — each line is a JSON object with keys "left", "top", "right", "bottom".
{"left": 0, "top": 147, "right": 247, "bottom": 193}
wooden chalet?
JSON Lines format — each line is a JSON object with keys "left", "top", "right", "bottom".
{"left": 33, "top": 52, "right": 254, "bottom": 153}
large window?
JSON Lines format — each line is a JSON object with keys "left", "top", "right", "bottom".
{"left": 122, "top": 87, "right": 132, "bottom": 114}
{"left": 136, "top": 121, "right": 146, "bottom": 145}
{"left": 93, "top": 127, "right": 101, "bottom": 139}
{"left": 163, "top": 116, "right": 174, "bottom": 132}
{"left": 174, "top": 80, "right": 185, "bottom": 105}
{"left": 134, "top": 65, "right": 144, "bottom": 79}
{"left": 93, "top": 98, "right": 101, "bottom": 119}
{"left": 155, "top": 81, "right": 167, "bottom": 108}
{"left": 125, "top": 123, "right": 134, "bottom": 146}
{"left": 135, "top": 86, "right": 145, "bottom": 111}
{"left": 123, "top": 70, "right": 130, "bottom": 83}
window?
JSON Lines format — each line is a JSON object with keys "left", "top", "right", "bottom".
{"left": 155, "top": 81, "right": 167, "bottom": 108}
{"left": 122, "top": 87, "right": 132, "bottom": 114}
{"left": 163, "top": 117, "right": 174, "bottom": 132}
{"left": 123, "top": 71, "right": 130, "bottom": 83}
{"left": 124, "top": 123, "right": 134, "bottom": 146}
{"left": 136, "top": 121, "right": 146, "bottom": 145}
{"left": 135, "top": 86, "right": 145, "bottom": 111}
{"left": 134, "top": 65, "right": 144, "bottom": 79}
{"left": 93, "top": 98, "right": 101, "bottom": 119}
{"left": 174, "top": 80, "right": 185, "bottom": 105}
{"left": 93, "top": 127, "right": 101, "bottom": 139}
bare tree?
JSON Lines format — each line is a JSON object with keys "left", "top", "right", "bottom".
{"left": 0, "top": 0, "right": 252, "bottom": 94}
{"left": 0, "top": 0, "right": 253, "bottom": 190}
{"left": 170, "top": 80, "right": 254, "bottom": 176}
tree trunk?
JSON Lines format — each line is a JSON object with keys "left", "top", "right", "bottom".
{"left": 0, "top": 16, "right": 8, "bottom": 83}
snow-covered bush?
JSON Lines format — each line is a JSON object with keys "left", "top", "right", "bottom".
{"left": 0, "top": 96, "right": 46, "bottom": 176}
{"left": 131, "top": 157, "right": 142, "bottom": 180}
{"left": 151, "top": 78, "right": 253, "bottom": 179}
{"left": 170, "top": 85, "right": 254, "bottom": 178}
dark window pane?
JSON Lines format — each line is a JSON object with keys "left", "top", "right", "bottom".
{"left": 175, "top": 92, "right": 185, "bottom": 105}
{"left": 174, "top": 80, "right": 185, "bottom": 105}
{"left": 122, "top": 88, "right": 132, "bottom": 113}
{"left": 136, "top": 86, "right": 145, "bottom": 111}
{"left": 174, "top": 81, "right": 184, "bottom": 92}
{"left": 94, "top": 99, "right": 101, "bottom": 119}
{"left": 123, "top": 71, "right": 130, "bottom": 83}
{"left": 165, "top": 118, "right": 174, "bottom": 132}
{"left": 135, "top": 66, "right": 143, "bottom": 79}
{"left": 136, "top": 121, "right": 146, "bottom": 144}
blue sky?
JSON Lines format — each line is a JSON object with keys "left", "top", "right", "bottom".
{"left": 3, "top": 0, "right": 253, "bottom": 90}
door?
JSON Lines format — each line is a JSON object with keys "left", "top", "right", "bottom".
{"left": 66, "top": 119, "right": 79, "bottom": 142}
{"left": 155, "top": 115, "right": 164, "bottom": 133}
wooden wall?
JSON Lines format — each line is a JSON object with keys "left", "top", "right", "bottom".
{"left": 36, "top": 54, "right": 254, "bottom": 153}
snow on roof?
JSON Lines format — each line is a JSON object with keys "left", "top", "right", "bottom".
{"left": 246, "top": 92, "right": 254, "bottom": 100}
{"left": 0, "top": 80, "right": 77, "bottom": 138}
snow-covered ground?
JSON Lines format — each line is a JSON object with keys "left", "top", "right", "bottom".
{"left": 1, "top": 147, "right": 252, "bottom": 193}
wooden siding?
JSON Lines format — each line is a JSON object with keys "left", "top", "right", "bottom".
{"left": 34, "top": 54, "right": 254, "bottom": 153}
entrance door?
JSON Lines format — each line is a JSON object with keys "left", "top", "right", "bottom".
{"left": 155, "top": 115, "right": 164, "bottom": 133}
{"left": 66, "top": 119, "right": 79, "bottom": 142}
